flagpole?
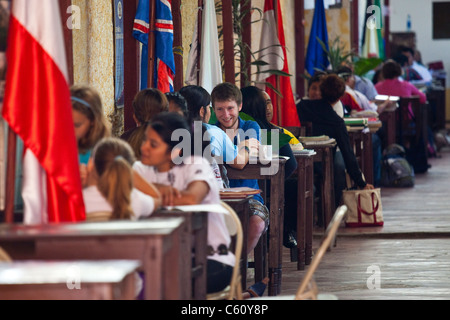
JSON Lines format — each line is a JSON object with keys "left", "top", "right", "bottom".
{"left": 172, "top": 0, "right": 183, "bottom": 91}
{"left": 241, "top": 0, "right": 252, "bottom": 86}
{"left": 274, "top": 0, "right": 282, "bottom": 125}
{"left": 197, "top": 0, "right": 203, "bottom": 83}
{"left": 295, "top": 0, "right": 305, "bottom": 98}
{"left": 147, "top": 0, "right": 156, "bottom": 88}
{"left": 4, "top": 128, "right": 16, "bottom": 223}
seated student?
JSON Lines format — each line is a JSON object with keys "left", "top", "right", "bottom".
{"left": 337, "top": 66, "right": 392, "bottom": 115}
{"left": 71, "top": 85, "right": 110, "bottom": 187}
{"left": 166, "top": 91, "right": 188, "bottom": 117}
{"left": 211, "top": 82, "right": 268, "bottom": 254}
{"left": 83, "top": 137, "right": 159, "bottom": 220}
{"left": 398, "top": 46, "right": 432, "bottom": 85}
{"left": 393, "top": 54, "right": 423, "bottom": 83}
{"left": 376, "top": 59, "right": 435, "bottom": 166}
{"left": 262, "top": 90, "right": 303, "bottom": 148}
{"left": 297, "top": 74, "right": 374, "bottom": 210}
{"left": 179, "top": 85, "right": 259, "bottom": 171}
{"left": 241, "top": 86, "right": 298, "bottom": 248}
{"left": 120, "top": 88, "right": 169, "bottom": 159}
{"left": 133, "top": 112, "right": 235, "bottom": 294}
{"left": 375, "top": 59, "right": 427, "bottom": 105}
{"left": 307, "top": 72, "right": 345, "bottom": 118}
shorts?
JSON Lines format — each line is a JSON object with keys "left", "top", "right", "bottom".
{"left": 249, "top": 198, "right": 270, "bottom": 231}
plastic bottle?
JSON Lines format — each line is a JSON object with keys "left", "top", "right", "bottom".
{"left": 407, "top": 14, "right": 411, "bottom": 31}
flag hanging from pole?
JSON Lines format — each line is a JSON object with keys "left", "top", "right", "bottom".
{"left": 305, "top": 0, "right": 329, "bottom": 76}
{"left": 361, "top": 0, "right": 385, "bottom": 60}
{"left": 2, "top": 0, "right": 85, "bottom": 223}
{"left": 257, "top": 0, "right": 300, "bottom": 127}
{"left": 133, "top": 0, "right": 175, "bottom": 92}
{"left": 185, "top": 0, "right": 223, "bottom": 94}
{"left": 199, "top": 0, "right": 223, "bottom": 95}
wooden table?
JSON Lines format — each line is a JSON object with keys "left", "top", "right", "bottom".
{"left": 0, "top": 260, "right": 140, "bottom": 300}
{"left": 348, "top": 128, "right": 374, "bottom": 185}
{"left": 291, "top": 151, "right": 315, "bottom": 271}
{"left": 151, "top": 209, "right": 208, "bottom": 300}
{"left": 304, "top": 142, "right": 337, "bottom": 230}
{"left": 0, "top": 218, "right": 187, "bottom": 300}
{"left": 221, "top": 196, "right": 251, "bottom": 290}
{"left": 225, "top": 158, "right": 286, "bottom": 296}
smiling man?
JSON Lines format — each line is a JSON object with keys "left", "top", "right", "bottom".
{"left": 211, "top": 82, "right": 268, "bottom": 254}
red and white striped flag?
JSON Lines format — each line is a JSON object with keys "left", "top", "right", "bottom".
{"left": 257, "top": 0, "right": 300, "bottom": 127}
{"left": 2, "top": 0, "right": 85, "bottom": 224}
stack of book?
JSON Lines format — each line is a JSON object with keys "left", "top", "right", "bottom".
{"left": 298, "top": 135, "right": 337, "bottom": 147}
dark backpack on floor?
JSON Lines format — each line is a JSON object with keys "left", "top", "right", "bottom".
{"left": 381, "top": 144, "right": 415, "bottom": 188}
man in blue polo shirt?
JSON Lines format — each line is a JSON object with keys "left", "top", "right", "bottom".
{"left": 211, "top": 82, "right": 268, "bottom": 253}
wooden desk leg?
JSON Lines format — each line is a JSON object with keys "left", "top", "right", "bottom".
{"left": 240, "top": 202, "right": 249, "bottom": 290}
{"left": 296, "top": 161, "right": 306, "bottom": 271}
{"left": 193, "top": 217, "right": 208, "bottom": 300}
{"left": 304, "top": 157, "right": 314, "bottom": 265}
{"left": 268, "top": 164, "right": 285, "bottom": 296}
{"left": 322, "top": 148, "right": 335, "bottom": 230}
{"left": 364, "top": 133, "right": 374, "bottom": 185}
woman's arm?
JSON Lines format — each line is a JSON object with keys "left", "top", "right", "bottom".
{"left": 159, "top": 181, "right": 210, "bottom": 207}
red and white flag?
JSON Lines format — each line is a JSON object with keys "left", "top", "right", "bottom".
{"left": 257, "top": 0, "right": 300, "bottom": 127}
{"left": 2, "top": 0, "right": 85, "bottom": 224}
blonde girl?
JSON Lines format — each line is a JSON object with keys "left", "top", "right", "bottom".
{"left": 83, "top": 137, "right": 158, "bottom": 220}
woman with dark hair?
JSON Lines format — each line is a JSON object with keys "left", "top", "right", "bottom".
{"left": 166, "top": 91, "right": 188, "bottom": 117}
{"left": 297, "top": 74, "right": 374, "bottom": 213}
{"left": 133, "top": 112, "right": 235, "bottom": 294}
{"left": 241, "top": 85, "right": 298, "bottom": 248}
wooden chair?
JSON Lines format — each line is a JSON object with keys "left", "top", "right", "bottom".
{"left": 207, "top": 201, "right": 244, "bottom": 300}
{"left": 0, "top": 247, "right": 12, "bottom": 262}
{"left": 251, "top": 205, "right": 347, "bottom": 300}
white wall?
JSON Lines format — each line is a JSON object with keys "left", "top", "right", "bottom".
{"left": 390, "top": 0, "right": 450, "bottom": 88}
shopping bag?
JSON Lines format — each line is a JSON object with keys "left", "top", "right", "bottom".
{"left": 343, "top": 188, "right": 383, "bottom": 227}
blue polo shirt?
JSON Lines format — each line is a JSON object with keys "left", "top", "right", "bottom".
{"left": 216, "top": 117, "right": 263, "bottom": 204}
{"left": 203, "top": 123, "right": 239, "bottom": 162}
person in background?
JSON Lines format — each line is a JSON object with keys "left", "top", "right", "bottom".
{"left": 120, "top": 88, "right": 169, "bottom": 159}
{"left": 263, "top": 90, "right": 303, "bottom": 148}
{"left": 166, "top": 91, "right": 188, "bottom": 117}
{"left": 71, "top": 85, "right": 110, "bottom": 187}
{"left": 399, "top": 46, "right": 433, "bottom": 85}
{"left": 211, "top": 82, "right": 267, "bottom": 254}
{"left": 307, "top": 72, "right": 345, "bottom": 118}
{"left": 375, "top": 59, "right": 427, "bottom": 105}
{"left": 241, "top": 86, "right": 298, "bottom": 248}
{"left": 83, "top": 137, "right": 160, "bottom": 220}
{"left": 297, "top": 74, "right": 374, "bottom": 213}
{"left": 133, "top": 112, "right": 235, "bottom": 294}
